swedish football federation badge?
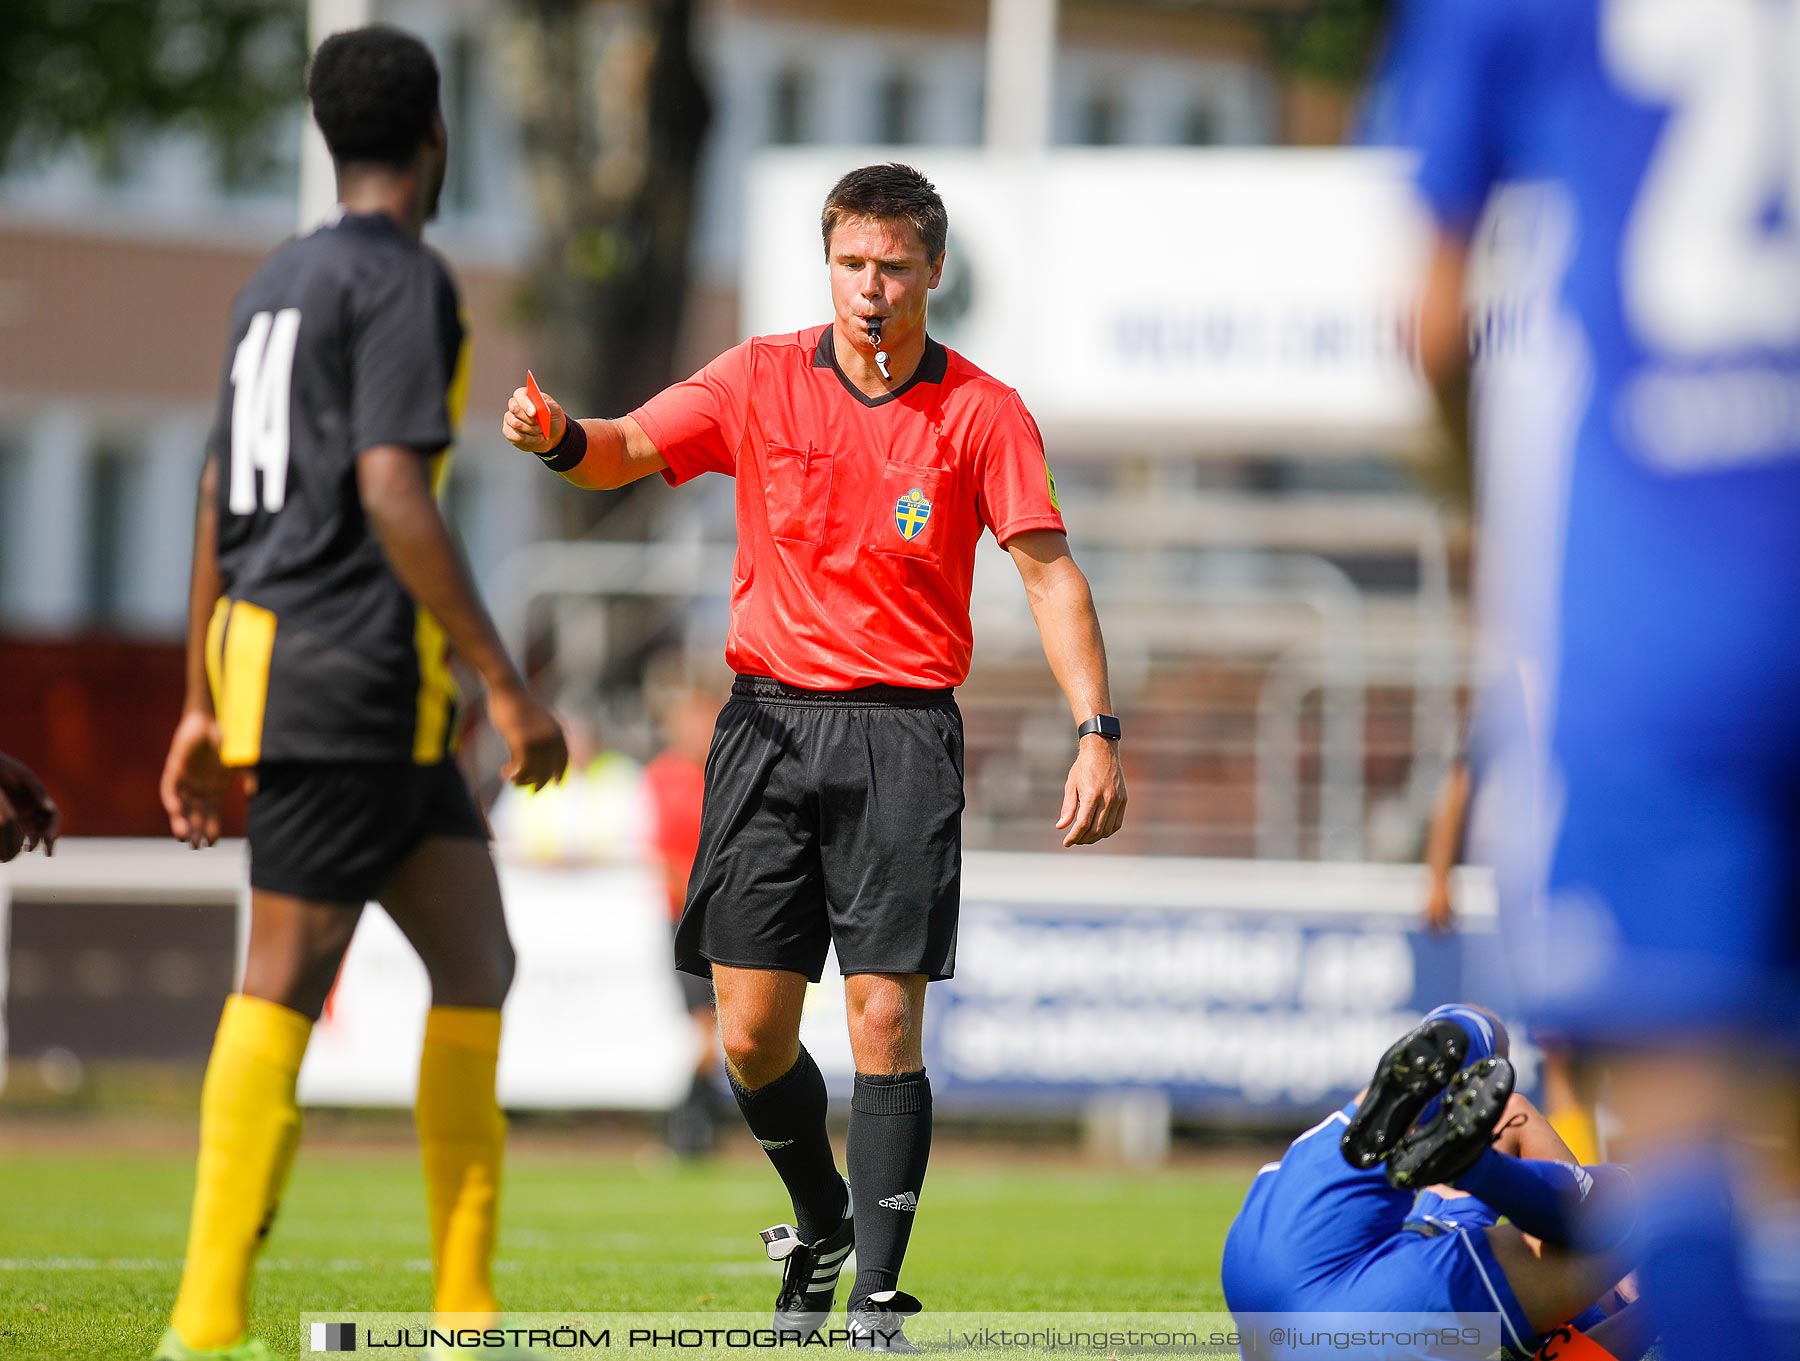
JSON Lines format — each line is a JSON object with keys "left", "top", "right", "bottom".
{"left": 894, "top": 487, "right": 933, "bottom": 541}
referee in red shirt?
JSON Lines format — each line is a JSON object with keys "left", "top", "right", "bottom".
{"left": 504, "top": 163, "right": 1125, "bottom": 1348}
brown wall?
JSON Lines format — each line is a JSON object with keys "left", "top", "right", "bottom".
{"left": 0, "top": 635, "right": 246, "bottom": 839}
{"left": 0, "top": 222, "right": 535, "bottom": 428}
{"left": 726, "top": 0, "right": 1303, "bottom": 57}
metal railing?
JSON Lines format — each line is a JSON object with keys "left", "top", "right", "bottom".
{"left": 485, "top": 491, "right": 1466, "bottom": 861}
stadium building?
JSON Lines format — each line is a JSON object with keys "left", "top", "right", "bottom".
{"left": 1, "top": 0, "right": 1418, "bottom": 854}
{"left": 0, "top": 0, "right": 1483, "bottom": 1135}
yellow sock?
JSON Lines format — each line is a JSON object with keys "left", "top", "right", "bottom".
{"left": 170, "top": 994, "right": 311, "bottom": 1349}
{"left": 1549, "top": 1102, "right": 1602, "bottom": 1166}
{"left": 416, "top": 1006, "right": 506, "bottom": 1318}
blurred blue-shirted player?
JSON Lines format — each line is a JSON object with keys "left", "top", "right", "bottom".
{"left": 1383, "top": 1, "right": 1800, "bottom": 1356}
{"left": 1222, "top": 1005, "right": 1644, "bottom": 1360}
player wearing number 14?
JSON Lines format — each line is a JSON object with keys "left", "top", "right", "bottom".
{"left": 154, "top": 26, "right": 567, "bottom": 1361}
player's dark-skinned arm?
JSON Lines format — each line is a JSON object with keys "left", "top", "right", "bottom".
{"left": 1419, "top": 230, "right": 1476, "bottom": 507}
{"left": 161, "top": 452, "right": 232, "bottom": 848}
{"left": 1006, "top": 529, "right": 1128, "bottom": 848}
{"left": 356, "top": 447, "right": 568, "bottom": 790}
{"left": 499, "top": 386, "right": 668, "bottom": 489}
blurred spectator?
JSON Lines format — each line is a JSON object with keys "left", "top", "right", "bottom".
{"left": 1421, "top": 755, "right": 1471, "bottom": 935}
{"left": 0, "top": 751, "right": 60, "bottom": 861}
{"left": 643, "top": 686, "right": 725, "bottom": 1158}
{"left": 1421, "top": 743, "right": 1601, "bottom": 1167}
{"left": 489, "top": 702, "right": 644, "bottom": 865}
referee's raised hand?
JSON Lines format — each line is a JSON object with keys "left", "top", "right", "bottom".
{"left": 502, "top": 384, "right": 563, "bottom": 454}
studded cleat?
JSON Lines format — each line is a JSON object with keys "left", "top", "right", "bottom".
{"left": 1386, "top": 1056, "right": 1517, "bottom": 1191}
{"left": 1341, "top": 1016, "right": 1471, "bottom": 1171}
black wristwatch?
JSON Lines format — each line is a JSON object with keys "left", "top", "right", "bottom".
{"left": 1077, "top": 714, "right": 1122, "bottom": 742}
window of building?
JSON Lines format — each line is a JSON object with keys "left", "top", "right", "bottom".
{"left": 216, "top": 107, "right": 300, "bottom": 198}
{"left": 94, "top": 129, "right": 136, "bottom": 188}
{"left": 876, "top": 72, "right": 918, "bottom": 144}
{"left": 1079, "top": 87, "right": 1122, "bottom": 146}
{"left": 84, "top": 445, "right": 136, "bottom": 626}
{"left": 1182, "top": 99, "right": 1220, "bottom": 147}
{"left": 769, "top": 68, "right": 811, "bottom": 145}
{"left": 0, "top": 436, "right": 21, "bottom": 612}
{"left": 442, "top": 29, "right": 481, "bottom": 215}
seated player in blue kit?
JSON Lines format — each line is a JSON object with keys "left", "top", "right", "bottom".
{"left": 1221, "top": 1006, "right": 1648, "bottom": 1360}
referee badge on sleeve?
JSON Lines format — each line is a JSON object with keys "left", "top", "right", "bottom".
{"left": 894, "top": 487, "right": 934, "bottom": 541}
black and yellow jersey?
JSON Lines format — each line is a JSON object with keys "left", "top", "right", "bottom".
{"left": 204, "top": 210, "right": 469, "bottom": 767}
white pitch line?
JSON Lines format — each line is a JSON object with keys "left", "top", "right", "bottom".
{"left": 0, "top": 1258, "right": 181, "bottom": 1271}
{"left": 0, "top": 1257, "right": 524, "bottom": 1274}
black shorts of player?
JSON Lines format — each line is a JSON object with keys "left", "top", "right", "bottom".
{"left": 248, "top": 759, "right": 488, "bottom": 904}
{"left": 675, "top": 674, "right": 964, "bottom": 983}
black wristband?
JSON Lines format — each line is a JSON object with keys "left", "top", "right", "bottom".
{"left": 536, "top": 417, "right": 588, "bottom": 473}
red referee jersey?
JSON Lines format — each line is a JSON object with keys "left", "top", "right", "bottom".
{"left": 631, "top": 324, "right": 1065, "bottom": 690}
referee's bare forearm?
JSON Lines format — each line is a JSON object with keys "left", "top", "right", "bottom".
{"left": 1009, "top": 531, "right": 1114, "bottom": 723}
{"left": 559, "top": 417, "right": 669, "bottom": 490}
{"left": 1033, "top": 571, "right": 1114, "bottom": 725}
{"left": 505, "top": 380, "right": 668, "bottom": 488}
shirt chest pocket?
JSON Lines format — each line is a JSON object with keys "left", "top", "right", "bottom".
{"left": 863, "top": 460, "right": 947, "bottom": 565}
{"left": 762, "top": 442, "right": 833, "bottom": 545}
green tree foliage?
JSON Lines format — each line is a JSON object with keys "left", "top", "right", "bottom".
{"left": 1267, "top": 0, "right": 1395, "bottom": 85}
{"left": 0, "top": 0, "right": 305, "bottom": 173}
{"left": 504, "top": 0, "right": 710, "bottom": 537}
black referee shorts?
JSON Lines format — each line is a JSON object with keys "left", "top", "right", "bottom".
{"left": 675, "top": 674, "right": 964, "bottom": 983}
{"left": 248, "top": 759, "right": 488, "bottom": 905}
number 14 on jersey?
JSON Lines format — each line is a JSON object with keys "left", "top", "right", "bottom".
{"left": 228, "top": 308, "right": 301, "bottom": 514}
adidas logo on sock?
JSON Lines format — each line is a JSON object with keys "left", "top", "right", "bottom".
{"left": 757, "top": 1137, "right": 794, "bottom": 1151}
{"left": 877, "top": 1191, "right": 918, "bottom": 1212}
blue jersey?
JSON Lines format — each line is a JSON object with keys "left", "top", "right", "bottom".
{"left": 1394, "top": 0, "right": 1800, "bottom": 1040}
{"left": 1222, "top": 1105, "right": 1621, "bottom": 1356}
{"left": 1408, "top": 0, "right": 1800, "bottom": 748}
{"left": 1221, "top": 1105, "right": 1537, "bottom": 1358}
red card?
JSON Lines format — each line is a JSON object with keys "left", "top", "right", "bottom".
{"left": 524, "top": 370, "right": 553, "bottom": 442}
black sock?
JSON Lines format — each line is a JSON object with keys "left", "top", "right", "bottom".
{"left": 728, "top": 1047, "right": 845, "bottom": 1243}
{"left": 847, "top": 1069, "right": 932, "bottom": 1308}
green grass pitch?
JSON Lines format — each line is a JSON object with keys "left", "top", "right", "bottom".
{"left": 0, "top": 1142, "right": 1247, "bottom": 1360}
